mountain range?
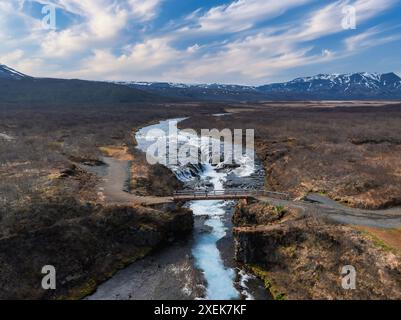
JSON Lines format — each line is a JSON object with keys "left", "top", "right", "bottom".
{"left": 0, "top": 65, "right": 30, "bottom": 80}
{"left": 1, "top": 64, "right": 401, "bottom": 104}
{"left": 0, "top": 65, "right": 163, "bottom": 106}
{"left": 121, "top": 72, "right": 401, "bottom": 100}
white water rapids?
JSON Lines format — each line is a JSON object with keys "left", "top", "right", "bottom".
{"left": 135, "top": 118, "right": 258, "bottom": 300}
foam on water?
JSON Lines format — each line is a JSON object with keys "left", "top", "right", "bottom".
{"left": 192, "top": 215, "right": 239, "bottom": 299}
{"left": 135, "top": 118, "right": 257, "bottom": 300}
{"left": 0, "top": 133, "right": 15, "bottom": 141}
{"left": 188, "top": 160, "right": 240, "bottom": 299}
{"left": 232, "top": 153, "right": 255, "bottom": 177}
{"left": 238, "top": 269, "right": 256, "bottom": 300}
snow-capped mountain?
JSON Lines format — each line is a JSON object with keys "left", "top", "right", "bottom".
{"left": 1, "top": 63, "right": 400, "bottom": 101}
{"left": 120, "top": 73, "right": 401, "bottom": 100}
{"left": 119, "top": 81, "right": 262, "bottom": 101}
{"left": 0, "top": 64, "right": 29, "bottom": 80}
{"left": 118, "top": 81, "right": 256, "bottom": 91}
{"left": 258, "top": 72, "right": 401, "bottom": 99}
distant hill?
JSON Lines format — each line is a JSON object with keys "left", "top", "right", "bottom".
{"left": 0, "top": 65, "right": 167, "bottom": 106}
{"left": 258, "top": 72, "right": 401, "bottom": 100}
{"left": 0, "top": 65, "right": 30, "bottom": 80}
{"left": 122, "top": 72, "right": 401, "bottom": 101}
{"left": 1, "top": 64, "right": 400, "bottom": 104}
{"left": 118, "top": 81, "right": 266, "bottom": 101}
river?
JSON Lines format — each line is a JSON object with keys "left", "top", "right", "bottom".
{"left": 87, "top": 117, "right": 268, "bottom": 300}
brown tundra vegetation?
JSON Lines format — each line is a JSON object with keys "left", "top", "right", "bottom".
{"left": 181, "top": 101, "right": 401, "bottom": 209}
{"left": 1, "top": 101, "right": 401, "bottom": 299}
{"left": 0, "top": 102, "right": 222, "bottom": 299}
{"left": 181, "top": 101, "right": 401, "bottom": 299}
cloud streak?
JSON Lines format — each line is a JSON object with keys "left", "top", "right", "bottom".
{"left": 0, "top": 0, "right": 400, "bottom": 84}
{"left": 181, "top": 0, "right": 313, "bottom": 34}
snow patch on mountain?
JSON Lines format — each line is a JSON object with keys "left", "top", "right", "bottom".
{"left": 0, "top": 65, "right": 29, "bottom": 80}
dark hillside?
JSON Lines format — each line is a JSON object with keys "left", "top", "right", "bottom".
{"left": 0, "top": 78, "right": 170, "bottom": 106}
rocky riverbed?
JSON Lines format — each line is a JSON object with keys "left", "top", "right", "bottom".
{"left": 87, "top": 117, "right": 270, "bottom": 300}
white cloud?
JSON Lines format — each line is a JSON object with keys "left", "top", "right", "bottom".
{"left": 1, "top": 0, "right": 399, "bottom": 84}
{"left": 128, "top": 0, "right": 162, "bottom": 21}
{"left": 41, "top": 29, "right": 89, "bottom": 57}
{"left": 0, "top": 49, "right": 47, "bottom": 76}
{"left": 181, "top": 0, "right": 313, "bottom": 34}
{"left": 64, "top": 37, "right": 181, "bottom": 80}
{"left": 275, "top": 0, "right": 398, "bottom": 43}
{"left": 0, "top": 1, "right": 42, "bottom": 39}
{"left": 345, "top": 28, "right": 379, "bottom": 51}
{"left": 39, "top": 1, "right": 130, "bottom": 57}
{"left": 0, "top": 50, "right": 25, "bottom": 65}
{"left": 345, "top": 27, "right": 401, "bottom": 51}
{"left": 322, "top": 49, "right": 334, "bottom": 57}
{"left": 28, "top": 0, "right": 162, "bottom": 57}
{"left": 165, "top": 34, "right": 328, "bottom": 83}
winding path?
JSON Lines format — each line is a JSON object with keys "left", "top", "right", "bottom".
{"left": 172, "top": 189, "right": 401, "bottom": 228}
{"left": 86, "top": 157, "right": 401, "bottom": 228}
{"left": 256, "top": 193, "right": 401, "bottom": 229}
{"left": 84, "top": 157, "right": 172, "bottom": 206}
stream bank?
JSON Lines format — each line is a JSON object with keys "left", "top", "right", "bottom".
{"left": 87, "top": 117, "right": 270, "bottom": 300}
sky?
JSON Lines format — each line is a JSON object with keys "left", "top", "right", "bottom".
{"left": 0, "top": 0, "right": 400, "bottom": 85}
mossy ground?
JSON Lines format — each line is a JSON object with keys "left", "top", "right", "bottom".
{"left": 355, "top": 226, "right": 401, "bottom": 257}
{"left": 250, "top": 265, "right": 286, "bottom": 300}
{"left": 58, "top": 247, "right": 152, "bottom": 300}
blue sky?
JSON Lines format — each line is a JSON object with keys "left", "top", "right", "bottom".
{"left": 0, "top": 0, "right": 400, "bottom": 84}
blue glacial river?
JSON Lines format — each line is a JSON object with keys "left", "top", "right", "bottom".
{"left": 135, "top": 118, "right": 258, "bottom": 300}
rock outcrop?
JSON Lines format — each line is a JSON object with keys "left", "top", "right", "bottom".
{"left": 0, "top": 203, "right": 193, "bottom": 299}
{"left": 233, "top": 200, "right": 401, "bottom": 299}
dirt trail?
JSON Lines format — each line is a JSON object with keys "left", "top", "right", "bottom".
{"left": 256, "top": 193, "right": 401, "bottom": 228}
{"left": 93, "top": 157, "right": 401, "bottom": 228}
{"left": 85, "top": 156, "right": 203, "bottom": 300}
{"left": 84, "top": 157, "right": 172, "bottom": 206}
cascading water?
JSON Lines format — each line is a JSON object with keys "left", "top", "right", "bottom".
{"left": 135, "top": 118, "right": 262, "bottom": 300}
